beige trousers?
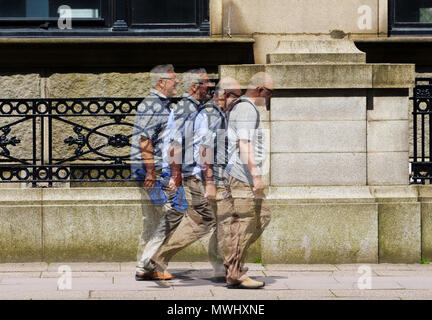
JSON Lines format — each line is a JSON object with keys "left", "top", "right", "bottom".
{"left": 225, "top": 176, "right": 271, "bottom": 285}
{"left": 208, "top": 184, "right": 236, "bottom": 271}
{"left": 150, "top": 176, "right": 216, "bottom": 272}
{"left": 136, "top": 176, "right": 185, "bottom": 273}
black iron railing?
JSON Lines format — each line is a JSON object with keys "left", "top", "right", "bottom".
{"left": 0, "top": 97, "right": 153, "bottom": 185}
{"left": 411, "top": 78, "right": 432, "bottom": 184}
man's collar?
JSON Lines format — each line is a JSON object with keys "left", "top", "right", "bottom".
{"left": 150, "top": 88, "right": 168, "bottom": 100}
{"left": 183, "top": 93, "right": 200, "bottom": 106}
{"left": 239, "top": 95, "right": 255, "bottom": 105}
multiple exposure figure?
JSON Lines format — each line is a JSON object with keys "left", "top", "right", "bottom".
{"left": 131, "top": 65, "right": 274, "bottom": 289}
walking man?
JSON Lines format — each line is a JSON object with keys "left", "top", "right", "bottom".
{"left": 130, "top": 64, "right": 184, "bottom": 281}
{"left": 225, "top": 72, "right": 274, "bottom": 289}
{"left": 202, "top": 77, "right": 243, "bottom": 278}
{"left": 149, "top": 69, "right": 220, "bottom": 275}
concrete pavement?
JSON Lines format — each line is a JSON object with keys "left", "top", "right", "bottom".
{"left": 1, "top": 262, "right": 432, "bottom": 300}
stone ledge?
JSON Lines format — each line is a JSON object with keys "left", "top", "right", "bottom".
{"left": 267, "top": 40, "right": 366, "bottom": 64}
{"left": 219, "top": 63, "right": 414, "bottom": 89}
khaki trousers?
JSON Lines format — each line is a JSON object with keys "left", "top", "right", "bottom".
{"left": 150, "top": 176, "right": 216, "bottom": 272}
{"left": 136, "top": 176, "right": 185, "bottom": 273}
{"left": 208, "top": 184, "right": 235, "bottom": 270}
{"left": 225, "top": 176, "right": 271, "bottom": 285}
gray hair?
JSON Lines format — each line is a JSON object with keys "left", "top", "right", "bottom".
{"left": 247, "top": 72, "right": 273, "bottom": 90}
{"left": 182, "top": 68, "right": 207, "bottom": 93}
{"left": 150, "top": 64, "right": 175, "bottom": 87}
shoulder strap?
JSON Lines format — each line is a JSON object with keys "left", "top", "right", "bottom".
{"left": 198, "top": 102, "right": 226, "bottom": 129}
{"left": 227, "top": 98, "right": 260, "bottom": 130}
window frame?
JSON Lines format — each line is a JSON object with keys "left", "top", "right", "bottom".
{"left": 389, "top": 0, "right": 432, "bottom": 36}
{"left": 0, "top": 0, "right": 210, "bottom": 37}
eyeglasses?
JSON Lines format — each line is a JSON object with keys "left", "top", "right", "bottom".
{"left": 262, "top": 87, "right": 274, "bottom": 94}
{"left": 226, "top": 91, "right": 242, "bottom": 98}
{"left": 161, "top": 77, "right": 177, "bottom": 83}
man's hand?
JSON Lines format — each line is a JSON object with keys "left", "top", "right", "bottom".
{"left": 252, "top": 175, "right": 265, "bottom": 198}
{"left": 167, "top": 174, "right": 182, "bottom": 193}
{"left": 142, "top": 171, "right": 156, "bottom": 190}
{"left": 204, "top": 182, "right": 216, "bottom": 201}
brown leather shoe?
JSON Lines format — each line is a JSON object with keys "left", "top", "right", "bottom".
{"left": 227, "top": 276, "right": 265, "bottom": 289}
{"left": 135, "top": 270, "right": 174, "bottom": 281}
{"left": 162, "top": 270, "right": 175, "bottom": 280}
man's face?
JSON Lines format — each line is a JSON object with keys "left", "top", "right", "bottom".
{"left": 160, "top": 70, "right": 179, "bottom": 98}
{"left": 257, "top": 81, "right": 274, "bottom": 108}
{"left": 225, "top": 88, "right": 242, "bottom": 109}
{"left": 197, "top": 73, "right": 211, "bottom": 103}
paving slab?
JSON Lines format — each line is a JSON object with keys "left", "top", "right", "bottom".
{"left": 373, "top": 270, "right": 432, "bottom": 277}
{"left": 266, "top": 264, "right": 338, "bottom": 272}
{"left": 1, "top": 263, "right": 432, "bottom": 300}
{"left": 90, "top": 289, "right": 214, "bottom": 300}
{"left": 41, "top": 271, "right": 114, "bottom": 278}
{"left": 333, "top": 276, "right": 405, "bottom": 290}
{"left": 335, "top": 264, "right": 413, "bottom": 271}
{"left": 0, "top": 272, "right": 42, "bottom": 279}
{"left": 47, "top": 262, "right": 120, "bottom": 272}
{"left": 0, "top": 290, "right": 89, "bottom": 300}
{"left": 264, "top": 271, "right": 334, "bottom": 277}
{"left": 331, "top": 289, "right": 430, "bottom": 299}
{"left": 394, "top": 277, "right": 432, "bottom": 290}
{"left": 211, "top": 288, "right": 334, "bottom": 300}
{"left": 0, "top": 263, "right": 48, "bottom": 272}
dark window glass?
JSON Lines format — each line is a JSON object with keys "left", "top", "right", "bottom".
{"left": 0, "top": 0, "right": 101, "bottom": 18}
{"left": 394, "top": 0, "right": 432, "bottom": 23}
{"left": 131, "top": 0, "right": 196, "bottom": 24}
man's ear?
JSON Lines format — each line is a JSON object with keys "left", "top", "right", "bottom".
{"left": 257, "top": 86, "right": 264, "bottom": 95}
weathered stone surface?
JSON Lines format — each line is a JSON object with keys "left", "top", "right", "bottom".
{"left": 226, "top": 0, "right": 378, "bottom": 35}
{"left": 423, "top": 203, "right": 432, "bottom": 261}
{"left": 268, "top": 186, "right": 374, "bottom": 203}
{"left": 368, "top": 96, "right": 409, "bottom": 121}
{"left": 0, "top": 189, "right": 42, "bottom": 262}
{"left": 419, "top": 187, "right": 432, "bottom": 262}
{"left": 220, "top": 64, "right": 373, "bottom": 89}
{"left": 0, "top": 206, "right": 42, "bottom": 262}
{"left": 378, "top": 0, "right": 388, "bottom": 35}
{"left": 371, "top": 186, "right": 418, "bottom": 202}
{"left": 271, "top": 97, "right": 366, "bottom": 121}
{"left": 43, "top": 204, "right": 141, "bottom": 261}
{"left": 261, "top": 202, "right": 378, "bottom": 264}
{"left": 367, "top": 121, "right": 409, "bottom": 152}
{"left": 367, "top": 152, "right": 409, "bottom": 185}
{"left": 372, "top": 64, "right": 415, "bottom": 89}
{"left": 271, "top": 153, "right": 366, "bottom": 186}
{"left": 0, "top": 73, "right": 42, "bottom": 163}
{"left": 0, "top": 187, "right": 429, "bottom": 263}
{"left": 267, "top": 40, "right": 366, "bottom": 64}
{"left": 378, "top": 202, "right": 421, "bottom": 263}
{"left": 271, "top": 121, "right": 365, "bottom": 153}
{"left": 210, "top": 0, "right": 223, "bottom": 36}
{"left": 220, "top": 63, "right": 413, "bottom": 89}
{"left": 0, "top": 73, "right": 41, "bottom": 99}
{"left": 47, "top": 73, "right": 152, "bottom": 99}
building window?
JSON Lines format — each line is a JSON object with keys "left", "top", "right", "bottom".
{"left": 0, "top": 0, "right": 210, "bottom": 37}
{"left": 389, "top": 0, "right": 432, "bottom": 35}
